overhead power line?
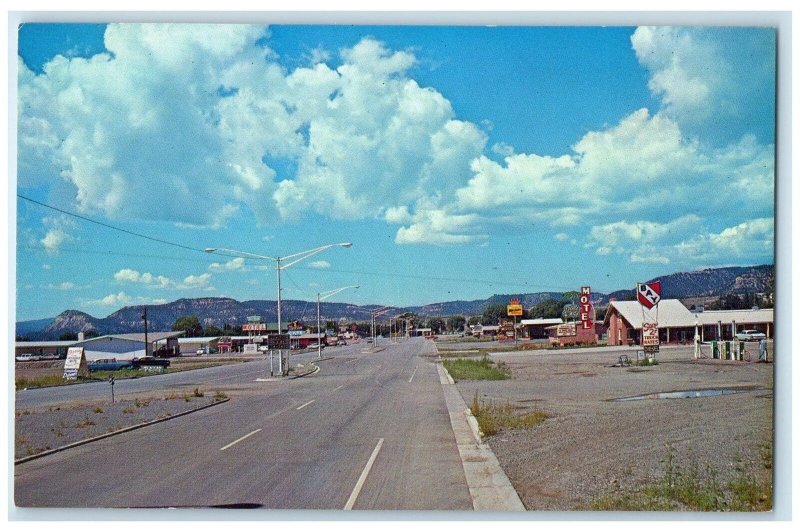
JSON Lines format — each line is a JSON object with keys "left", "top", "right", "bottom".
{"left": 17, "top": 193, "right": 208, "bottom": 254}
{"left": 17, "top": 194, "right": 605, "bottom": 294}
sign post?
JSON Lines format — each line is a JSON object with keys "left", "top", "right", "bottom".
{"left": 267, "top": 334, "right": 290, "bottom": 377}
{"left": 63, "top": 347, "right": 89, "bottom": 380}
{"left": 507, "top": 299, "right": 523, "bottom": 345}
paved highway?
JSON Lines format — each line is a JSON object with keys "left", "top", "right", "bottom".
{"left": 14, "top": 338, "right": 474, "bottom": 510}
{"left": 15, "top": 344, "right": 365, "bottom": 410}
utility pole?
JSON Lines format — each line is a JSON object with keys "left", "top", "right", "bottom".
{"left": 141, "top": 307, "right": 149, "bottom": 357}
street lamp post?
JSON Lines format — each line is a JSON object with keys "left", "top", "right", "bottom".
{"left": 368, "top": 306, "right": 392, "bottom": 346}
{"left": 205, "top": 242, "right": 352, "bottom": 375}
{"left": 317, "top": 285, "right": 359, "bottom": 358}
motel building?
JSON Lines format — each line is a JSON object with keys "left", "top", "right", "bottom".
{"left": 603, "top": 299, "right": 774, "bottom": 346}
{"left": 520, "top": 318, "right": 564, "bottom": 339}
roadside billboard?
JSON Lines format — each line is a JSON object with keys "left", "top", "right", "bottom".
{"left": 63, "top": 347, "right": 89, "bottom": 380}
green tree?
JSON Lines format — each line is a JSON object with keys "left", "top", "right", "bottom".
{"left": 203, "top": 324, "right": 223, "bottom": 337}
{"left": 84, "top": 329, "right": 100, "bottom": 339}
{"left": 59, "top": 332, "right": 78, "bottom": 341}
{"left": 173, "top": 315, "right": 203, "bottom": 336}
{"left": 481, "top": 304, "right": 507, "bottom": 325}
{"left": 428, "top": 317, "right": 445, "bottom": 334}
{"left": 447, "top": 315, "right": 466, "bottom": 332}
{"left": 529, "top": 299, "right": 568, "bottom": 319}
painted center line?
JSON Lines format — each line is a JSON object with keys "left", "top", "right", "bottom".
{"left": 408, "top": 365, "right": 419, "bottom": 383}
{"left": 220, "top": 429, "right": 261, "bottom": 451}
{"left": 296, "top": 400, "right": 316, "bottom": 410}
{"left": 344, "top": 438, "right": 384, "bottom": 510}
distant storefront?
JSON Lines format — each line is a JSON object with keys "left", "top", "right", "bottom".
{"left": 603, "top": 299, "right": 774, "bottom": 346}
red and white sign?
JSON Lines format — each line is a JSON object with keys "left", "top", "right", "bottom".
{"left": 579, "top": 286, "right": 593, "bottom": 330}
{"left": 242, "top": 323, "right": 267, "bottom": 332}
{"left": 637, "top": 281, "right": 662, "bottom": 310}
{"left": 642, "top": 322, "right": 659, "bottom": 347}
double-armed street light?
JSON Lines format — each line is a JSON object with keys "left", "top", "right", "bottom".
{"left": 204, "top": 242, "right": 352, "bottom": 334}
{"left": 371, "top": 306, "right": 394, "bottom": 345}
{"left": 204, "top": 242, "right": 352, "bottom": 375}
{"left": 317, "top": 285, "right": 359, "bottom": 358}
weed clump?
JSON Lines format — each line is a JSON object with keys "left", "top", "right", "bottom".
{"left": 443, "top": 356, "right": 509, "bottom": 381}
{"left": 591, "top": 443, "right": 772, "bottom": 511}
{"left": 470, "top": 395, "right": 548, "bottom": 437}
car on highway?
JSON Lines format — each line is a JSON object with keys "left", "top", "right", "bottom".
{"left": 131, "top": 356, "right": 171, "bottom": 369}
{"left": 88, "top": 359, "right": 134, "bottom": 372}
{"left": 735, "top": 329, "right": 767, "bottom": 341}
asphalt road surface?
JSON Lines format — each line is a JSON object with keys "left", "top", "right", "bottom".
{"left": 14, "top": 338, "right": 474, "bottom": 510}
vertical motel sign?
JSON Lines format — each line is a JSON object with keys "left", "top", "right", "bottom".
{"left": 579, "top": 286, "right": 593, "bottom": 329}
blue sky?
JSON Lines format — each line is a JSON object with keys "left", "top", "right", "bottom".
{"left": 15, "top": 23, "right": 776, "bottom": 321}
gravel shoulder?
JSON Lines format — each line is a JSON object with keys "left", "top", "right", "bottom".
{"left": 14, "top": 393, "right": 225, "bottom": 461}
{"left": 445, "top": 344, "right": 774, "bottom": 511}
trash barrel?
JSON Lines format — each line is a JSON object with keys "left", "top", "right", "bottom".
{"left": 724, "top": 341, "right": 731, "bottom": 360}
{"left": 711, "top": 340, "right": 718, "bottom": 359}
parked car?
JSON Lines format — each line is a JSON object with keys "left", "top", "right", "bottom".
{"left": 15, "top": 353, "right": 36, "bottom": 362}
{"left": 735, "top": 329, "right": 767, "bottom": 341}
{"left": 131, "top": 356, "right": 171, "bottom": 369}
{"left": 88, "top": 359, "right": 134, "bottom": 372}
{"left": 336, "top": 339, "right": 347, "bottom": 346}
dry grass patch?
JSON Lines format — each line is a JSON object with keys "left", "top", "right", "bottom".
{"left": 470, "top": 394, "right": 548, "bottom": 437}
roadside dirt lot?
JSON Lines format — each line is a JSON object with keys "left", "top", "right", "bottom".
{"left": 447, "top": 344, "right": 774, "bottom": 511}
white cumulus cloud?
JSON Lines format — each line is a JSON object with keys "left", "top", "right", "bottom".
{"left": 114, "top": 268, "right": 173, "bottom": 288}
{"left": 208, "top": 257, "right": 246, "bottom": 272}
{"left": 41, "top": 229, "right": 68, "bottom": 254}
{"left": 308, "top": 260, "right": 331, "bottom": 269}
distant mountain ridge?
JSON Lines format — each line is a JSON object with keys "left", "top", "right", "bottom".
{"left": 17, "top": 264, "right": 774, "bottom": 340}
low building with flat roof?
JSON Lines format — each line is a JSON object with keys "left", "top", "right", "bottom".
{"left": 520, "top": 318, "right": 563, "bottom": 339}
{"left": 74, "top": 331, "right": 184, "bottom": 361}
{"left": 15, "top": 340, "right": 76, "bottom": 358}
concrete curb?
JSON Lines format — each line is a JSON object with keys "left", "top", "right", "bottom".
{"left": 293, "top": 361, "right": 322, "bottom": 378}
{"left": 255, "top": 358, "right": 330, "bottom": 381}
{"left": 14, "top": 398, "right": 230, "bottom": 465}
{"left": 434, "top": 343, "right": 526, "bottom": 511}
